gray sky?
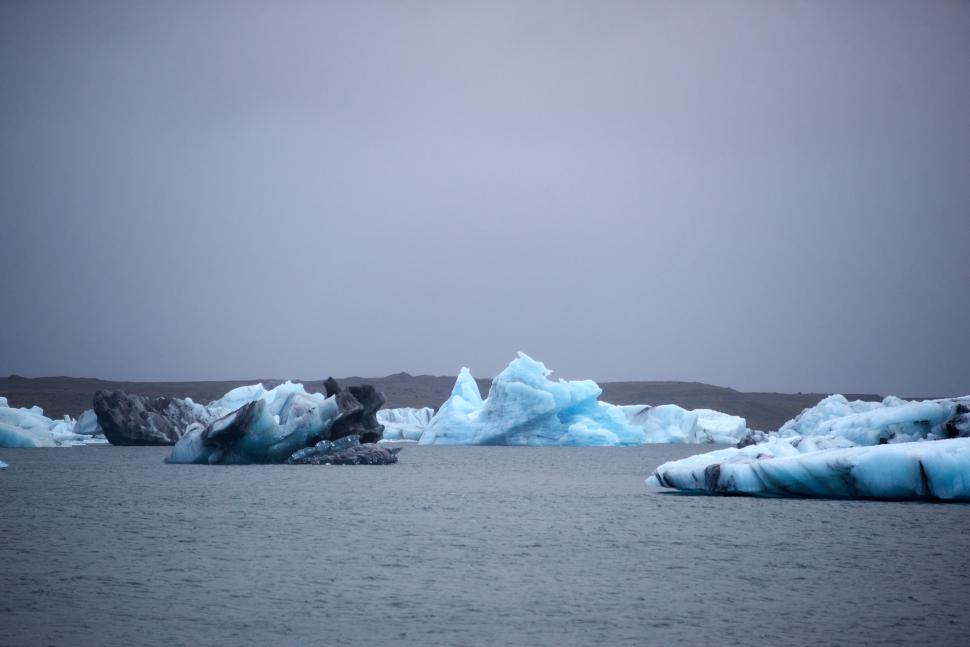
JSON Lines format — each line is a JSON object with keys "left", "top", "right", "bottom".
{"left": 1, "top": 0, "right": 968, "bottom": 396}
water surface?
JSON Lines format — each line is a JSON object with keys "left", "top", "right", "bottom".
{"left": 1, "top": 445, "right": 968, "bottom": 646}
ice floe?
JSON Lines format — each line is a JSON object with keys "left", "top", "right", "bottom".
{"left": 648, "top": 395, "right": 970, "bottom": 500}
{"left": 647, "top": 435, "right": 970, "bottom": 501}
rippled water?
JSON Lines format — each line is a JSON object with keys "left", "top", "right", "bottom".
{"left": 1, "top": 445, "right": 969, "bottom": 646}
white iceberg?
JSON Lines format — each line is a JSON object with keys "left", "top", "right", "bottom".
{"left": 0, "top": 396, "right": 105, "bottom": 448}
{"left": 378, "top": 407, "right": 434, "bottom": 441}
{"left": 647, "top": 435, "right": 970, "bottom": 501}
{"left": 0, "top": 397, "right": 55, "bottom": 447}
{"left": 204, "top": 381, "right": 314, "bottom": 419}
{"left": 0, "top": 459, "right": 7, "bottom": 469}
{"left": 621, "top": 404, "right": 748, "bottom": 444}
{"left": 418, "top": 353, "right": 647, "bottom": 446}
{"left": 776, "top": 394, "right": 966, "bottom": 444}
{"left": 647, "top": 395, "right": 970, "bottom": 500}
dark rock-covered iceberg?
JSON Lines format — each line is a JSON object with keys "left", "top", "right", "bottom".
{"left": 93, "top": 390, "right": 211, "bottom": 446}
{"left": 323, "top": 378, "right": 386, "bottom": 444}
{"left": 287, "top": 435, "right": 400, "bottom": 465}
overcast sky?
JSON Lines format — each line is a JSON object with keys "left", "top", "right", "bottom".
{"left": 1, "top": 0, "right": 968, "bottom": 396}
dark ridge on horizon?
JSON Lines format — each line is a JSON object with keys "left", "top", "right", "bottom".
{"left": 0, "top": 374, "right": 899, "bottom": 431}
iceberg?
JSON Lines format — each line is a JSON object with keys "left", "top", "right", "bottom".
{"left": 0, "top": 396, "right": 105, "bottom": 448}
{"left": 74, "top": 409, "right": 102, "bottom": 436}
{"left": 621, "top": 404, "right": 748, "bottom": 444}
{"left": 1, "top": 397, "right": 56, "bottom": 447}
{"left": 0, "top": 459, "right": 7, "bottom": 469}
{"left": 94, "top": 390, "right": 211, "bottom": 445}
{"left": 319, "top": 379, "right": 387, "bottom": 444}
{"left": 166, "top": 378, "right": 387, "bottom": 464}
{"left": 647, "top": 436, "right": 970, "bottom": 501}
{"left": 773, "top": 394, "right": 967, "bottom": 444}
{"left": 417, "top": 368, "right": 484, "bottom": 444}
{"left": 647, "top": 395, "right": 970, "bottom": 500}
{"left": 378, "top": 407, "right": 434, "bottom": 441}
{"left": 168, "top": 397, "right": 335, "bottom": 464}
{"left": 418, "top": 353, "right": 646, "bottom": 446}
{"left": 287, "top": 434, "right": 400, "bottom": 465}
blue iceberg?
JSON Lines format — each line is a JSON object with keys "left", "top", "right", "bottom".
{"left": 74, "top": 409, "right": 102, "bottom": 436}
{"left": 418, "top": 353, "right": 646, "bottom": 446}
{"left": 168, "top": 395, "right": 342, "bottom": 464}
{"left": 168, "top": 386, "right": 342, "bottom": 464}
{"left": 167, "top": 378, "right": 387, "bottom": 464}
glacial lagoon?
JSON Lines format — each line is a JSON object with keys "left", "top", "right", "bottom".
{"left": 2, "top": 444, "right": 968, "bottom": 646}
